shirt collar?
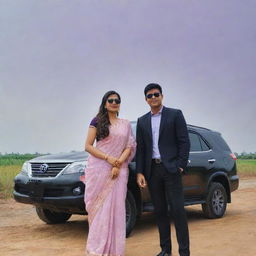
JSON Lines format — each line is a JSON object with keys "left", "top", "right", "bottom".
{"left": 151, "top": 105, "right": 164, "bottom": 116}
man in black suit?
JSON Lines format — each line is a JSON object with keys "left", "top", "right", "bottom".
{"left": 136, "top": 83, "right": 190, "bottom": 256}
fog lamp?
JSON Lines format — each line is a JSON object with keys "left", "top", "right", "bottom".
{"left": 73, "top": 186, "right": 82, "bottom": 195}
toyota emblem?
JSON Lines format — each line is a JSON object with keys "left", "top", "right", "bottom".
{"left": 40, "top": 163, "right": 49, "bottom": 173}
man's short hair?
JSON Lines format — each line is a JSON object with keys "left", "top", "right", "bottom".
{"left": 144, "top": 83, "right": 163, "bottom": 96}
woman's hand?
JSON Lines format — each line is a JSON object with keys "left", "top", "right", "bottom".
{"left": 106, "top": 155, "right": 119, "bottom": 167}
{"left": 116, "top": 147, "right": 131, "bottom": 168}
{"left": 111, "top": 167, "right": 120, "bottom": 179}
{"left": 115, "top": 159, "right": 123, "bottom": 168}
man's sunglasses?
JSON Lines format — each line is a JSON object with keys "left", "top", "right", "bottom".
{"left": 107, "top": 98, "right": 121, "bottom": 104}
{"left": 146, "top": 92, "right": 161, "bottom": 99}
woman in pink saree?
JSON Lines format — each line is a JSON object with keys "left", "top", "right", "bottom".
{"left": 84, "top": 90, "right": 136, "bottom": 256}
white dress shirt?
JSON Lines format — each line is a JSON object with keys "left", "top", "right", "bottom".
{"left": 151, "top": 106, "right": 163, "bottom": 159}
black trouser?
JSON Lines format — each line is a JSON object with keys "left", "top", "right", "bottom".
{"left": 148, "top": 162, "right": 190, "bottom": 256}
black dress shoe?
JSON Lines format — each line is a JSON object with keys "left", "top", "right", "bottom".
{"left": 156, "top": 251, "right": 171, "bottom": 256}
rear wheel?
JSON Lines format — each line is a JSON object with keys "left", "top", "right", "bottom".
{"left": 125, "top": 190, "right": 137, "bottom": 237}
{"left": 36, "top": 207, "right": 72, "bottom": 224}
{"left": 202, "top": 182, "right": 227, "bottom": 218}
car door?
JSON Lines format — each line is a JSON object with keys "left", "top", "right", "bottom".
{"left": 183, "top": 131, "right": 215, "bottom": 201}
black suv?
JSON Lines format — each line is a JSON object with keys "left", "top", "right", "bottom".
{"left": 13, "top": 123, "right": 239, "bottom": 236}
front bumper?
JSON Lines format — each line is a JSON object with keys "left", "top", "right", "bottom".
{"left": 13, "top": 172, "right": 86, "bottom": 214}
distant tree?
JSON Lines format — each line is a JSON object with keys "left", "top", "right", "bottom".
{"left": 237, "top": 151, "right": 256, "bottom": 159}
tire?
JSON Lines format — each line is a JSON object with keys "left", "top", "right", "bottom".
{"left": 125, "top": 190, "right": 137, "bottom": 237}
{"left": 36, "top": 207, "right": 72, "bottom": 224}
{"left": 202, "top": 182, "right": 227, "bottom": 219}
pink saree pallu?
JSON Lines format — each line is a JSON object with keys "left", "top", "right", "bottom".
{"left": 84, "top": 119, "right": 136, "bottom": 256}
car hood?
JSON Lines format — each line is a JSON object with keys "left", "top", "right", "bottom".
{"left": 29, "top": 151, "right": 88, "bottom": 163}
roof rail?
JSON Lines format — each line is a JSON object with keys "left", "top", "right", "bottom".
{"left": 187, "top": 124, "right": 211, "bottom": 131}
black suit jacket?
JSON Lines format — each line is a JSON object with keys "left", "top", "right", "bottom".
{"left": 136, "top": 106, "right": 190, "bottom": 180}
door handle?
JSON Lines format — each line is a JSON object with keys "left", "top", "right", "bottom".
{"left": 208, "top": 159, "right": 216, "bottom": 163}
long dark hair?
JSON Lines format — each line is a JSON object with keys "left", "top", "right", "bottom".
{"left": 96, "top": 90, "right": 121, "bottom": 141}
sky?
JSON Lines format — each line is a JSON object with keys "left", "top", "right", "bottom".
{"left": 0, "top": 0, "right": 256, "bottom": 154}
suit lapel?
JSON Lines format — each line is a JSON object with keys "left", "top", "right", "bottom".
{"left": 159, "top": 106, "right": 167, "bottom": 137}
{"left": 144, "top": 112, "right": 152, "bottom": 139}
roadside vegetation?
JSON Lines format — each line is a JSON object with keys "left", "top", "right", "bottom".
{"left": 235, "top": 152, "right": 256, "bottom": 160}
{"left": 0, "top": 153, "right": 42, "bottom": 199}
{"left": 0, "top": 153, "right": 41, "bottom": 166}
{"left": 0, "top": 153, "right": 255, "bottom": 199}
{"left": 237, "top": 159, "right": 256, "bottom": 177}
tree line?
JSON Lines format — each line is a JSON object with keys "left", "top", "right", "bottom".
{"left": 234, "top": 152, "right": 256, "bottom": 159}
{"left": 1, "top": 152, "right": 255, "bottom": 163}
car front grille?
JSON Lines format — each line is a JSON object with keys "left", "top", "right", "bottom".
{"left": 31, "top": 163, "right": 71, "bottom": 177}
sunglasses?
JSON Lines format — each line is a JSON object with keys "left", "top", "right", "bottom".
{"left": 107, "top": 98, "right": 121, "bottom": 104}
{"left": 146, "top": 92, "right": 161, "bottom": 99}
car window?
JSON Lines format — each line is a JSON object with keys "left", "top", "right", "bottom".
{"left": 200, "top": 137, "right": 210, "bottom": 151}
{"left": 189, "top": 132, "right": 202, "bottom": 151}
{"left": 213, "top": 133, "right": 231, "bottom": 152}
{"left": 189, "top": 132, "right": 211, "bottom": 152}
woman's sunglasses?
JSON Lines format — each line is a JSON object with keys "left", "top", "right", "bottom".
{"left": 146, "top": 92, "right": 161, "bottom": 99}
{"left": 107, "top": 98, "right": 121, "bottom": 104}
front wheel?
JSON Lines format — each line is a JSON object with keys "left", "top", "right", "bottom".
{"left": 125, "top": 190, "right": 137, "bottom": 237}
{"left": 36, "top": 207, "right": 72, "bottom": 224}
{"left": 202, "top": 182, "right": 227, "bottom": 219}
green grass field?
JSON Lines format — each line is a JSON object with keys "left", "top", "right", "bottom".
{"left": 237, "top": 159, "right": 256, "bottom": 177}
{"left": 0, "top": 165, "right": 21, "bottom": 199}
{"left": 0, "top": 154, "right": 38, "bottom": 199}
{"left": 0, "top": 158, "right": 255, "bottom": 199}
{"left": 0, "top": 154, "right": 39, "bottom": 166}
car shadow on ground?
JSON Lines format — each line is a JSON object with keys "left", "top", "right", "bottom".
{"left": 127, "top": 208, "right": 207, "bottom": 237}
{"left": 32, "top": 215, "right": 89, "bottom": 236}
{"left": 31, "top": 206, "right": 231, "bottom": 239}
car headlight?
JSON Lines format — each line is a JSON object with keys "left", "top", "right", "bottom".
{"left": 20, "top": 161, "right": 31, "bottom": 176}
{"left": 62, "top": 160, "right": 87, "bottom": 174}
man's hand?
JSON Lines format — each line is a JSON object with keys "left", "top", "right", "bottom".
{"left": 137, "top": 173, "right": 147, "bottom": 188}
{"left": 111, "top": 167, "right": 120, "bottom": 179}
{"left": 179, "top": 167, "right": 184, "bottom": 173}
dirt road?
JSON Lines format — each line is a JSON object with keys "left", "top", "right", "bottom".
{"left": 0, "top": 178, "right": 255, "bottom": 256}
